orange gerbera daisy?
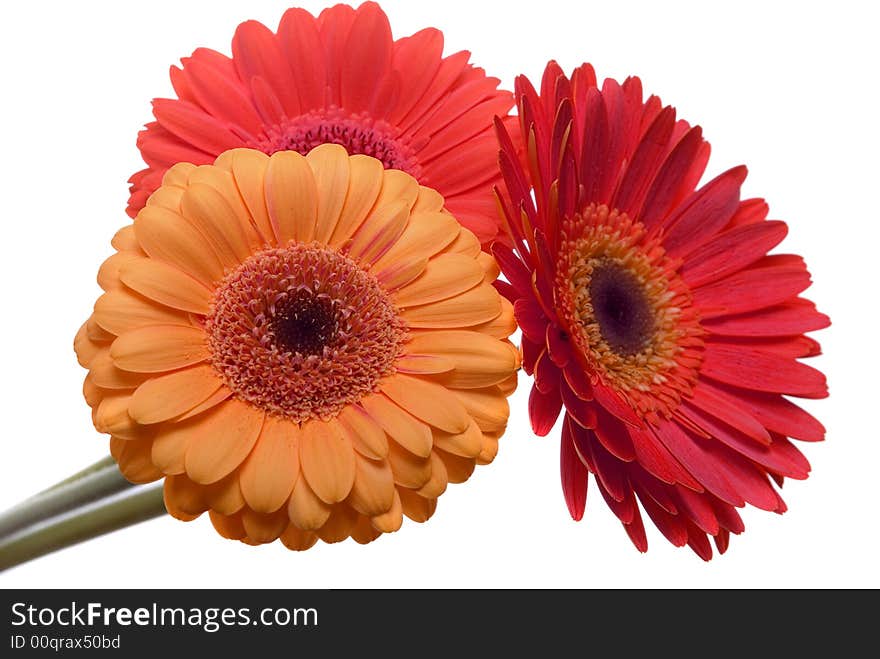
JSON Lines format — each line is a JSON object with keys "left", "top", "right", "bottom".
{"left": 74, "top": 144, "right": 518, "bottom": 549}
{"left": 128, "top": 2, "right": 515, "bottom": 247}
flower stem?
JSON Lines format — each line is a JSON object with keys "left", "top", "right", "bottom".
{"left": 0, "top": 457, "right": 134, "bottom": 539}
{"left": 0, "top": 484, "right": 166, "bottom": 572}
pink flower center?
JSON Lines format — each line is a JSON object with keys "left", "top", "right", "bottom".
{"left": 252, "top": 109, "right": 422, "bottom": 177}
{"left": 206, "top": 243, "right": 407, "bottom": 422}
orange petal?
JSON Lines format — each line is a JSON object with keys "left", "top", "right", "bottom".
{"left": 175, "top": 385, "right": 233, "bottom": 421}
{"left": 432, "top": 419, "right": 483, "bottom": 458}
{"left": 392, "top": 253, "right": 484, "bottom": 306}
{"left": 399, "top": 488, "right": 437, "bottom": 523}
{"left": 187, "top": 165, "right": 261, "bottom": 250}
{"left": 350, "top": 514, "right": 382, "bottom": 545}
{"left": 337, "top": 404, "right": 388, "bottom": 460}
{"left": 180, "top": 182, "right": 253, "bottom": 267}
{"left": 161, "top": 162, "right": 196, "bottom": 188}
{"left": 373, "top": 256, "right": 427, "bottom": 291}
{"left": 404, "top": 330, "right": 518, "bottom": 388}
{"left": 373, "top": 169, "right": 419, "bottom": 212}
{"left": 315, "top": 505, "right": 358, "bottom": 544}
{"left": 416, "top": 451, "right": 448, "bottom": 499}
{"left": 348, "top": 453, "right": 395, "bottom": 516}
{"left": 347, "top": 199, "right": 409, "bottom": 265}
{"left": 370, "top": 489, "right": 403, "bottom": 533}
{"left": 328, "top": 154, "right": 384, "bottom": 247}
{"left": 111, "top": 225, "right": 143, "bottom": 253}
{"left": 135, "top": 205, "right": 225, "bottom": 286}
{"left": 119, "top": 257, "right": 213, "bottom": 315}
{"left": 380, "top": 374, "right": 470, "bottom": 434}
{"left": 74, "top": 322, "right": 103, "bottom": 368}
{"left": 111, "top": 325, "right": 209, "bottom": 373}
{"left": 113, "top": 436, "right": 162, "bottom": 484}
{"left": 89, "top": 351, "right": 149, "bottom": 389}
{"left": 209, "top": 510, "right": 247, "bottom": 539}
{"left": 299, "top": 418, "right": 356, "bottom": 504}
{"left": 184, "top": 398, "right": 264, "bottom": 484}
{"left": 239, "top": 416, "right": 301, "bottom": 513}
{"left": 204, "top": 472, "right": 246, "bottom": 515}
{"left": 129, "top": 364, "right": 222, "bottom": 424}
{"left": 93, "top": 289, "right": 192, "bottom": 336}
{"left": 287, "top": 477, "right": 331, "bottom": 530}
{"left": 146, "top": 186, "right": 185, "bottom": 214}
{"left": 280, "top": 524, "right": 319, "bottom": 551}
{"left": 265, "top": 150, "right": 317, "bottom": 244}
{"left": 386, "top": 440, "right": 432, "bottom": 489}
{"left": 441, "top": 226, "right": 481, "bottom": 258}
{"left": 241, "top": 508, "right": 289, "bottom": 544}
{"left": 306, "top": 144, "right": 350, "bottom": 243}
{"left": 360, "top": 392, "right": 432, "bottom": 457}
{"left": 228, "top": 149, "right": 274, "bottom": 245}
{"left": 151, "top": 416, "right": 204, "bottom": 475}
{"left": 401, "top": 284, "right": 502, "bottom": 329}
{"left": 436, "top": 448, "right": 476, "bottom": 484}
{"left": 95, "top": 394, "right": 149, "bottom": 440}
{"left": 371, "top": 211, "right": 459, "bottom": 272}
{"left": 477, "top": 251, "right": 501, "bottom": 282}
{"left": 97, "top": 252, "right": 140, "bottom": 292}
{"left": 469, "top": 297, "right": 517, "bottom": 339}
{"left": 452, "top": 387, "right": 510, "bottom": 432}
{"left": 395, "top": 354, "right": 455, "bottom": 375}
{"left": 477, "top": 430, "right": 501, "bottom": 465}
{"left": 411, "top": 186, "right": 445, "bottom": 214}
{"left": 164, "top": 474, "right": 208, "bottom": 520}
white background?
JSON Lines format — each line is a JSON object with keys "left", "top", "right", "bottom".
{"left": 0, "top": 0, "right": 876, "bottom": 588}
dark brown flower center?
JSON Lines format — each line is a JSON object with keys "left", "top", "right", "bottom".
{"left": 271, "top": 290, "right": 339, "bottom": 356}
{"left": 588, "top": 259, "right": 655, "bottom": 357}
{"left": 207, "top": 243, "right": 407, "bottom": 422}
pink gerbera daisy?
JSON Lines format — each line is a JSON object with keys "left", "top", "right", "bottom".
{"left": 493, "top": 62, "right": 829, "bottom": 559}
{"left": 128, "top": 2, "right": 514, "bottom": 246}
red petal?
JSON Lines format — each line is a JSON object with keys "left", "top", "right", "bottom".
{"left": 707, "top": 382, "right": 825, "bottom": 442}
{"left": 152, "top": 99, "right": 243, "bottom": 155}
{"left": 701, "top": 344, "right": 828, "bottom": 398}
{"left": 675, "top": 486, "right": 720, "bottom": 535}
{"left": 694, "top": 265, "right": 812, "bottom": 319}
{"left": 662, "top": 166, "right": 747, "bottom": 258}
{"left": 627, "top": 426, "right": 701, "bottom": 489}
{"left": 612, "top": 106, "right": 677, "bottom": 219}
{"left": 593, "top": 408, "right": 636, "bottom": 461}
{"left": 182, "top": 59, "right": 262, "bottom": 138}
{"left": 640, "top": 126, "right": 706, "bottom": 231}
{"left": 560, "top": 422, "right": 589, "bottom": 521}
{"left": 560, "top": 383, "right": 598, "bottom": 429}
{"left": 701, "top": 299, "right": 830, "bottom": 337}
{"left": 637, "top": 489, "right": 688, "bottom": 546}
{"left": 652, "top": 421, "right": 745, "bottom": 506}
{"left": 681, "top": 220, "right": 789, "bottom": 288}
{"left": 493, "top": 243, "right": 532, "bottom": 297}
{"left": 340, "top": 2, "right": 392, "bottom": 114}
{"left": 231, "top": 20, "right": 299, "bottom": 116}
{"left": 277, "top": 7, "right": 328, "bottom": 112}
{"left": 514, "top": 298, "right": 549, "bottom": 344}
{"left": 685, "top": 384, "right": 771, "bottom": 444}
{"left": 592, "top": 382, "right": 642, "bottom": 427}
{"left": 528, "top": 385, "right": 562, "bottom": 436}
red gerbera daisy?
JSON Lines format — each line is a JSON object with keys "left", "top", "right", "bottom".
{"left": 128, "top": 2, "right": 514, "bottom": 246}
{"left": 493, "top": 62, "right": 829, "bottom": 559}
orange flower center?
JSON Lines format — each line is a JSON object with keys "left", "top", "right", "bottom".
{"left": 253, "top": 109, "right": 422, "bottom": 177}
{"left": 206, "top": 243, "right": 407, "bottom": 422}
{"left": 555, "top": 204, "right": 704, "bottom": 420}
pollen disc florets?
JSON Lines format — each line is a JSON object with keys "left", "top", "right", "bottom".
{"left": 556, "top": 204, "right": 703, "bottom": 418}
{"left": 252, "top": 109, "right": 421, "bottom": 178}
{"left": 207, "top": 242, "right": 407, "bottom": 422}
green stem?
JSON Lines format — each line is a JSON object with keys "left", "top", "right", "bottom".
{"left": 0, "top": 458, "right": 134, "bottom": 538}
{"left": 0, "top": 484, "right": 166, "bottom": 572}
{"left": 34, "top": 455, "right": 117, "bottom": 495}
